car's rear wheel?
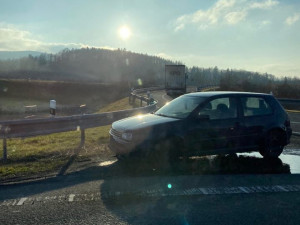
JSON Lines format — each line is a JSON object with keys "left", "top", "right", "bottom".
{"left": 259, "top": 130, "right": 284, "bottom": 158}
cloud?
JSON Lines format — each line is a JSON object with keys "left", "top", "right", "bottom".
{"left": 156, "top": 52, "right": 173, "bottom": 60}
{"left": 257, "top": 20, "right": 272, "bottom": 28}
{"left": 261, "top": 20, "right": 271, "bottom": 25}
{"left": 174, "top": 0, "right": 279, "bottom": 31}
{"left": 254, "top": 62, "right": 300, "bottom": 77}
{"left": 285, "top": 14, "right": 300, "bottom": 26}
{"left": 224, "top": 11, "right": 247, "bottom": 24}
{"left": 249, "top": 0, "right": 279, "bottom": 9}
{"left": 0, "top": 23, "right": 114, "bottom": 52}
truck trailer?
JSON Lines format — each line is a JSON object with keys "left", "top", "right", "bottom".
{"left": 165, "top": 65, "right": 186, "bottom": 96}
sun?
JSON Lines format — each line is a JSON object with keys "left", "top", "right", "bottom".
{"left": 119, "top": 26, "right": 131, "bottom": 40}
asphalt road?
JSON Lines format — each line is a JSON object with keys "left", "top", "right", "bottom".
{"left": 1, "top": 90, "right": 300, "bottom": 225}
{"left": 1, "top": 169, "right": 300, "bottom": 225}
{"left": 152, "top": 90, "right": 173, "bottom": 108}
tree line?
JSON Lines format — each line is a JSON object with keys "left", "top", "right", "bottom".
{"left": 0, "top": 48, "right": 176, "bottom": 86}
{"left": 0, "top": 48, "right": 299, "bottom": 98}
{"left": 187, "top": 66, "right": 300, "bottom": 99}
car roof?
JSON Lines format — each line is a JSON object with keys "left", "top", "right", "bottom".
{"left": 185, "top": 91, "right": 272, "bottom": 98}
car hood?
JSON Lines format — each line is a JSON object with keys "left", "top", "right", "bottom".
{"left": 112, "top": 113, "right": 179, "bottom": 132}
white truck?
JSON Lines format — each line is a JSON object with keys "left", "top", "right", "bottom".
{"left": 165, "top": 65, "right": 186, "bottom": 96}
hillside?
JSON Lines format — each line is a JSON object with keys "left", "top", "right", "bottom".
{"left": 0, "top": 48, "right": 176, "bottom": 85}
{"left": 0, "top": 48, "right": 299, "bottom": 98}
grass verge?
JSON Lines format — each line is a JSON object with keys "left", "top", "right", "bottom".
{"left": 0, "top": 97, "right": 135, "bottom": 181}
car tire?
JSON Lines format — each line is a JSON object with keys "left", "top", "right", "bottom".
{"left": 147, "top": 138, "right": 182, "bottom": 170}
{"left": 259, "top": 130, "right": 284, "bottom": 158}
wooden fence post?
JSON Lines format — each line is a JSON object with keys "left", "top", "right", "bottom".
{"left": 80, "top": 129, "right": 85, "bottom": 148}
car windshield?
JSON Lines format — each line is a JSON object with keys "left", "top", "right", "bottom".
{"left": 155, "top": 96, "right": 206, "bottom": 119}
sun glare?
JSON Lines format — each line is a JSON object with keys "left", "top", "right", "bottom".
{"left": 119, "top": 26, "right": 131, "bottom": 40}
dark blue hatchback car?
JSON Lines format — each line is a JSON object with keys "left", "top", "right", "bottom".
{"left": 109, "top": 92, "right": 292, "bottom": 162}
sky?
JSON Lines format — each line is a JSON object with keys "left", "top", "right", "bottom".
{"left": 0, "top": 0, "right": 299, "bottom": 77}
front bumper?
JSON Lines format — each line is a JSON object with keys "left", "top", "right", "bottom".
{"left": 108, "top": 134, "right": 152, "bottom": 157}
{"left": 108, "top": 135, "right": 136, "bottom": 155}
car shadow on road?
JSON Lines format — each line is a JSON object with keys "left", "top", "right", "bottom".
{"left": 99, "top": 155, "right": 295, "bottom": 225}
{"left": 0, "top": 154, "right": 291, "bottom": 202}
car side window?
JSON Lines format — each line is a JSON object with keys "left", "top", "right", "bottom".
{"left": 198, "top": 97, "right": 237, "bottom": 120}
{"left": 241, "top": 97, "right": 272, "bottom": 117}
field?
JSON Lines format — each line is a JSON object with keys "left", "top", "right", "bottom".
{"left": 0, "top": 79, "right": 130, "bottom": 120}
{"left": 0, "top": 97, "right": 139, "bottom": 181}
{"left": 0, "top": 79, "right": 135, "bottom": 181}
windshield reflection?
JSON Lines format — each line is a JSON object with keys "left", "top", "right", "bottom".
{"left": 155, "top": 96, "right": 206, "bottom": 119}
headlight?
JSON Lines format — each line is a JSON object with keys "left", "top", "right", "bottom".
{"left": 122, "top": 132, "right": 133, "bottom": 141}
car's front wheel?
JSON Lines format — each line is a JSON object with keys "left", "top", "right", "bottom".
{"left": 259, "top": 130, "right": 284, "bottom": 158}
{"left": 147, "top": 138, "right": 182, "bottom": 170}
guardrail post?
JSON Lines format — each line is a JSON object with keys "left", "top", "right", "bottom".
{"left": 3, "top": 137, "right": 7, "bottom": 162}
{"left": 129, "top": 93, "right": 133, "bottom": 105}
{"left": 80, "top": 129, "right": 85, "bottom": 148}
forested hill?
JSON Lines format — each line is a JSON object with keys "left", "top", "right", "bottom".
{"left": 0, "top": 48, "right": 176, "bottom": 85}
{"left": 1, "top": 48, "right": 299, "bottom": 98}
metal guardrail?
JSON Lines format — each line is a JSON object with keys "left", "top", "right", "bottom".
{"left": 0, "top": 88, "right": 158, "bottom": 161}
{"left": 277, "top": 98, "right": 300, "bottom": 111}
{"left": 292, "top": 132, "right": 300, "bottom": 137}
{"left": 197, "top": 85, "right": 219, "bottom": 92}
{"left": 132, "top": 86, "right": 165, "bottom": 94}
{"left": 277, "top": 98, "right": 300, "bottom": 104}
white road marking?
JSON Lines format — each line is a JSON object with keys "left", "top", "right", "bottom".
{"left": 1, "top": 184, "right": 300, "bottom": 207}
{"left": 291, "top": 121, "right": 300, "bottom": 124}
{"left": 68, "top": 194, "right": 75, "bottom": 202}
{"left": 11, "top": 200, "right": 17, "bottom": 206}
{"left": 16, "top": 197, "right": 27, "bottom": 206}
{"left": 275, "top": 185, "right": 289, "bottom": 192}
{"left": 199, "top": 188, "right": 209, "bottom": 195}
{"left": 238, "top": 187, "right": 250, "bottom": 193}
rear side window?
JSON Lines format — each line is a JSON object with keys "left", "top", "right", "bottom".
{"left": 241, "top": 97, "right": 273, "bottom": 117}
{"left": 198, "top": 97, "right": 237, "bottom": 120}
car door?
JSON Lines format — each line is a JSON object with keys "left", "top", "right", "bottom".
{"left": 185, "top": 96, "right": 243, "bottom": 156}
{"left": 239, "top": 96, "right": 274, "bottom": 149}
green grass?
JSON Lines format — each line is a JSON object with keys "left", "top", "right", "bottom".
{"left": 0, "top": 97, "right": 47, "bottom": 113}
{"left": 0, "top": 97, "right": 133, "bottom": 181}
{"left": 96, "top": 97, "right": 137, "bottom": 113}
{"left": 0, "top": 79, "right": 130, "bottom": 120}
